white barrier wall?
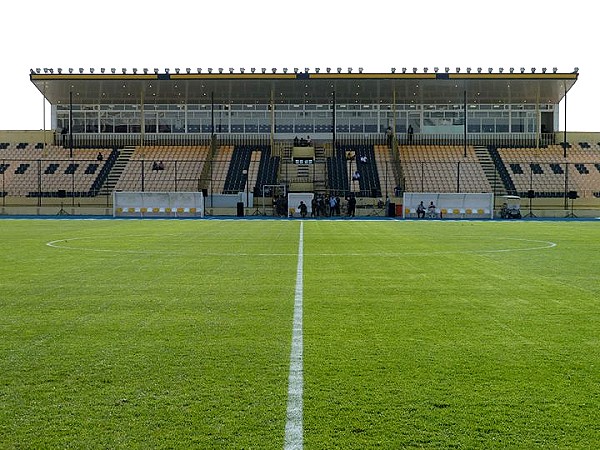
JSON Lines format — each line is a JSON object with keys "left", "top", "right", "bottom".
{"left": 113, "top": 191, "right": 204, "bottom": 217}
{"left": 402, "top": 192, "right": 494, "bottom": 219}
{"left": 288, "top": 193, "right": 314, "bottom": 217}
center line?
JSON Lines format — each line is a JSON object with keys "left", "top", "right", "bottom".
{"left": 284, "top": 221, "right": 304, "bottom": 450}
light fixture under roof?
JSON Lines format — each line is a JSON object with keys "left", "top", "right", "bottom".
{"left": 132, "top": 68, "right": 137, "bottom": 74}
{"left": 402, "top": 67, "right": 406, "bottom": 73}
{"left": 315, "top": 68, "right": 320, "bottom": 73}
{"left": 553, "top": 67, "right": 557, "bottom": 73}
{"left": 326, "top": 67, "right": 331, "bottom": 73}
{"left": 240, "top": 67, "right": 245, "bottom": 73}
{"left": 283, "top": 68, "right": 288, "bottom": 73}
{"left": 434, "top": 67, "right": 439, "bottom": 73}
{"left": 208, "top": 68, "right": 213, "bottom": 73}
{"left": 520, "top": 67, "right": 525, "bottom": 73}
{"left": 413, "top": 67, "right": 417, "bottom": 73}
{"left": 57, "top": 68, "right": 63, "bottom": 74}
{"left": 531, "top": 67, "right": 536, "bottom": 73}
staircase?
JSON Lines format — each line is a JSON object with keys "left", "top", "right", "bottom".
{"left": 313, "top": 145, "right": 327, "bottom": 192}
{"left": 474, "top": 146, "right": 505, "bottom": 196}
{"left": 104, "top": 146, "right": 135, "bottom": 192}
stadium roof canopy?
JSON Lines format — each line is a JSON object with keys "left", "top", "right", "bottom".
{"left": 30, "top": 70, "right": 578, "bottom": 106}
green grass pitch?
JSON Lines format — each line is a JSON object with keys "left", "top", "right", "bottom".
{"left": 0, "top": 218, "right": 599, "bottom": 449}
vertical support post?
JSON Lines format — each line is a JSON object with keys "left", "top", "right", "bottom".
{"left": 463, "top": 90, "right": 467, "bottom": 158}
{"left": 332, "top": 90, "right": 336, "bottom": 150}
{"left": 563, "top": 85, "right": 567, "bottom": 159}
{"left": 69, "top": 91, "right": 73, "bottom": 158}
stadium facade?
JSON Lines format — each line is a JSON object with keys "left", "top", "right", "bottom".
{"left": 0, "top": 67, "right": 598, "bottom": 217}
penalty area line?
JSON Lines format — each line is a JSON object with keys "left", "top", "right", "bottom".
{"left": 284, "top": 221, "right": 304, "bottom": 450}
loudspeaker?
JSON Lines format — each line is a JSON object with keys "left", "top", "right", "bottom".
{"left": 57, "top": 189, "right": 66, "bottom": 198}
{"left": 236, "top": 201, "right": 244, "bottom": 217}
{"left": 527, "top": 190, "right": 535, "bottom": 199}
{"left": 568, "top": 190, "right": 578, "bottom": 200}
{"left": 202, "top": 188, "right": 208, "bottom": 197}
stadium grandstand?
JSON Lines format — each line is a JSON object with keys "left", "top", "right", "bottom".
{"left": 1, "top": 66, "right": 598, "bottom": 217}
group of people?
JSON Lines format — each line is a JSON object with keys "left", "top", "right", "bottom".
{"left": 385, "top": 125, "right": 414, "bottom": 148}
{"left": 297, "top": 194, "right": 358, "bottom": 218}
{"left": 152, "top": 161, "right": 165, "bottom": 171}
{"left": 416, "top": 200, "right": 437, "bottom": 219}
{"left": 293, "top": 136, "right": 312, "bottom": 147}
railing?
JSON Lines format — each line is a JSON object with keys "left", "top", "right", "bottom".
{"left": 56, "top": 132, "right": 558, "bottom": 149}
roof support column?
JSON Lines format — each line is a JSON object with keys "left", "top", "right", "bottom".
{"left": 563, "top": 83, "right": 567, "bottom": 158}
{"left": 535, "top": 82, "right": 540, "bottom": 149}
{"left": 332, "top": 90, "right": 336, "bottom": 149}
{"left": 463, "top": 90, "right": 467, "bottom": 158}
{"left": 270, "top": 87, "right": 274, "bottom": 148}
{"left": 140, "top": 95, "right": 145, "bottom": 147}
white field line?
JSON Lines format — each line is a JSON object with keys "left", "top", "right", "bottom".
{"left": 284, "top": 222, "right": 304, "bottom": 450}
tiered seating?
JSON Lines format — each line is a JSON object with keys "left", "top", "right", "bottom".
{"left": 254, "top": 147, "right": 280, "bottom": 196}
{"left": 496, "top": 144, "right": 600, "bottom": 198}
{"left": 326, "top": 148, "right": 349, "bottom": 196}
{"left": 400, "top": 145, "right": 491, "bottom": 193}
{"left": 353, "top": 145, "right": 381, "bottom": 197}
{"left": 374, "top": 145, "right": 399, "bottom": 198}
{"left": 115, "top": 145, "right": 210, "bottom": 192}
{"left": 208, "top": 146, "right": 234, "bottom": 194}
{"left": 0, "top": 144, "right": 116, "bottom": 197}
{"left": 223, "top": 146, "right": 255, "bottom": 194}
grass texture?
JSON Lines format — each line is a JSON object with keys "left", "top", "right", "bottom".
{"left": 0, "top": 219, "right": 598, "bottom": 449}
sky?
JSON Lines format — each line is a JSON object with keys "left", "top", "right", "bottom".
{"left": 1, "top": 0, "right": 597, "bottom": 132}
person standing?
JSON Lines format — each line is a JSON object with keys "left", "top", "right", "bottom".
{"left": 298, "top": 201, "right": 308, "bottom": 218}
{"left": 347, "top": 195, "right": 357, "bottom": 217}
{"left": 329, "top": 195, "right": 337, "bottom": 217}
{"left": 386, "top": 126, "right": 393, "bottom": 148}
